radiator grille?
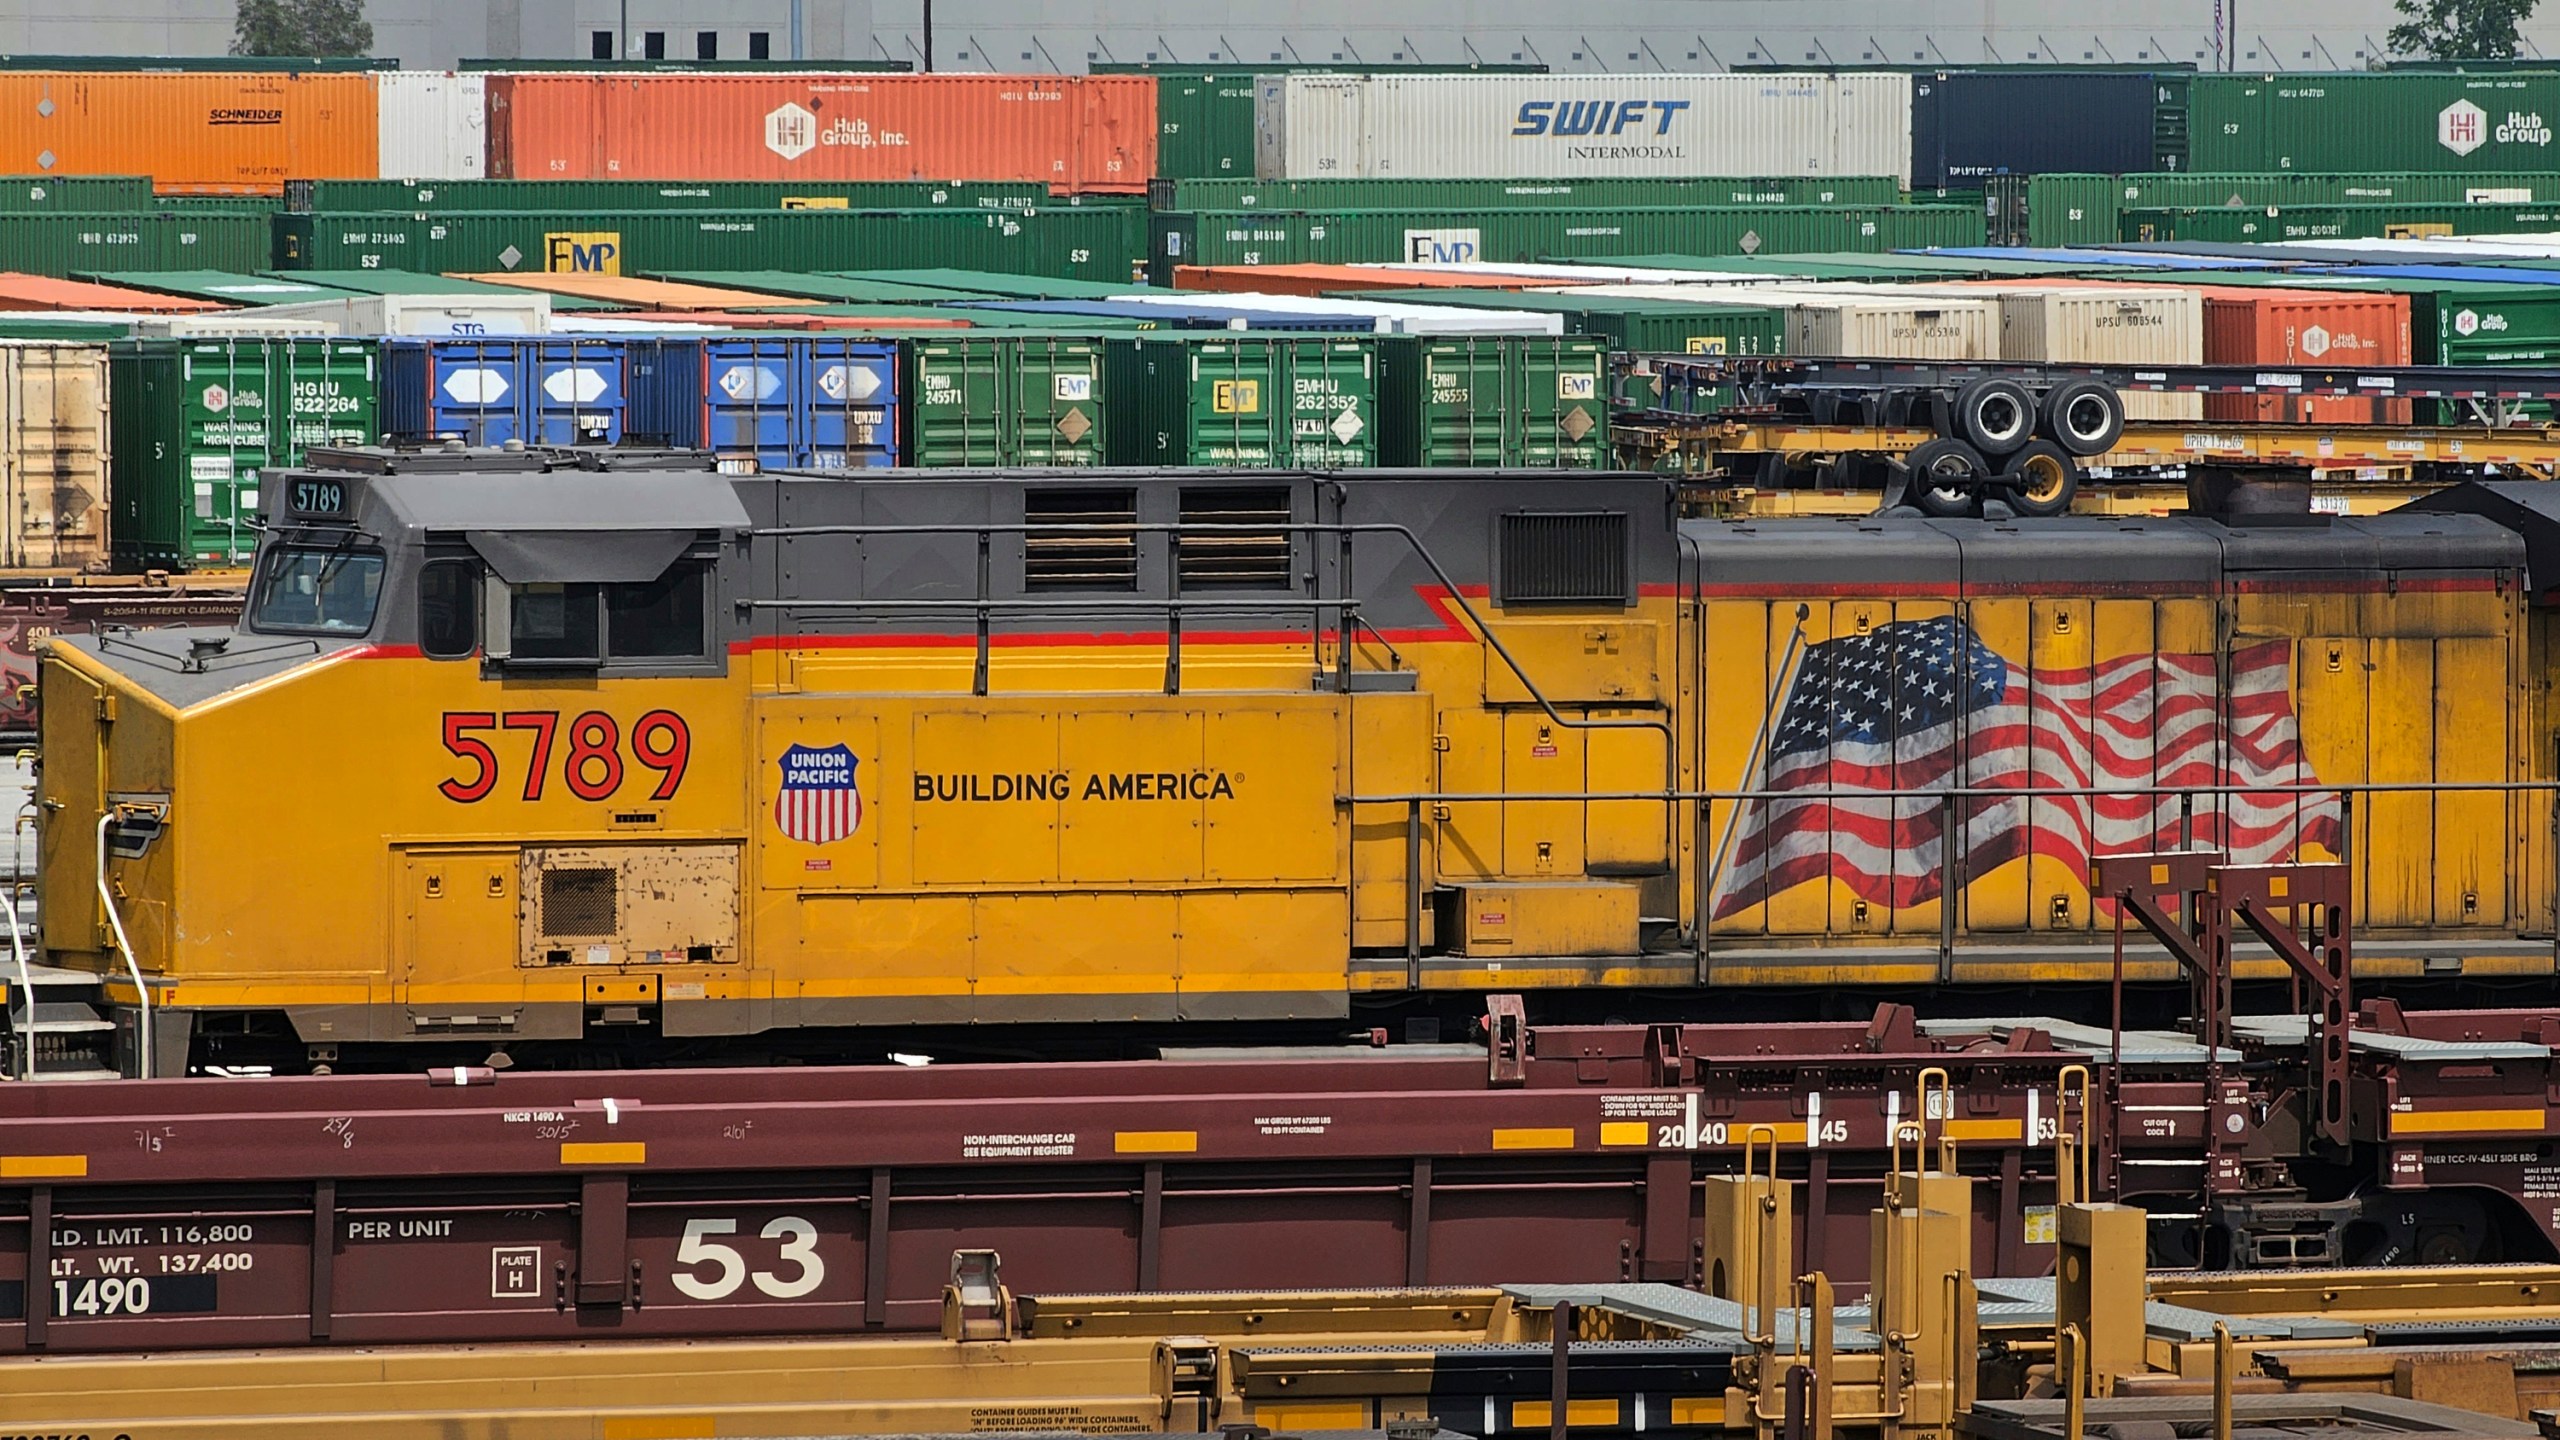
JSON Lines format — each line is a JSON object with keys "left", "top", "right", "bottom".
{"left": 1499, "top": 511, "right": 1630, "bottom": 605}
{"left": 541, "top": 867, "right": 619, "bottom": 937}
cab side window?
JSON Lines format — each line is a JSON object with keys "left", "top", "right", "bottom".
{"left": 418, "top": 558, "right": 480, "bottom": 660}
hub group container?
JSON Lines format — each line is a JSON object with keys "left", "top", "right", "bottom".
{"left": 0, "top": 341, "right": 108, "bottom": 570}
{"left": 0, "top": 71, "right": 377, "bottom": 193}
{"left": 277, "top": 208, "right": 1149, "bottom": 285}
{"left": 904, "top": 333, "right": 1108, "bottom": 467}
{"left": 376, "top": 70, "right": 486, "bottom": 181}
{"left": 1378, "top": 334, "right": 1608, "bottom": 467}
{"left": 485, "top": 73, "right": 1156, "bottom": 192}
{"left": 1252, "top": 72, "right": 1914, "bottom": 184}
{"left": 2192, "top": 71, "right": 2560, "bottom": 174}
{"left": 380, "top": 337, "right": 634, "bottom": 447}
{"left": 1107, "top": 334, "right": 1379, "bottom": 467}
{"left": 2198, "top": 286, "right": 2415, "bottom": 423}
{"left": 637, "top": 335, "right": 900, "bottom": 468}
{"left": 109, "top": 336, "right": 378, "bottom": 569}
{"left": 1911, "top": 70, "right": 2187, "bottom": 188}
{"left": 1149, "top": 205, "right": 1982, "bottom": 283}
{"left": 290, "top": 177, "right": 1086, "bottom": 213}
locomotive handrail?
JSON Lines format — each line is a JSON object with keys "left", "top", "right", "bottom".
{"left": 5, "top": 879, "right": 27, "bottom": 1084}
{"left": 95, "top": 813, "right": 148, "bottom": 1081}
{"left": 748, "top": 518, "right": 1677, "bottom": 763}
{"left": 1352, "top": 778, "right": 2560, "bottom": 981}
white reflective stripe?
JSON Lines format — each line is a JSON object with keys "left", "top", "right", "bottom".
{"left": 2028, "top": 1088, "right": 2041, "bottom": 1143}
{"left": 1685, "top": 1091, "right": 1700, "bottom": 1150}
{"left": 1807, "top": 1092, "right": 1824, "bottom": 1149}
{"left": 603, "top": 1097, "right": 620, "bottom": 1125}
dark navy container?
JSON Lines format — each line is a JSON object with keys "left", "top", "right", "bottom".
{"left": 1910, "top": 71, "right": 2179, "bottom": 190}
{"left": 628, "top": 336, "right": 901, "bottom": 468}
{"left": 381, "top": 337, "right": 633, "bottom": 446}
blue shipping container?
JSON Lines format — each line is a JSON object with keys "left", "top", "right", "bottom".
{"left": 382, "top": 338, "right": 634, "bottom": 446}
{"left": 2298, "top": 263, "right": 2560, "bottom": 286}
{"left": 666, "top": 336, "right": 902, "bottom": 469}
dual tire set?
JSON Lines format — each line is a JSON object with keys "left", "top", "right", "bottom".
{"left": 1903, "top": 378, "right": 2126, "bottom": 518}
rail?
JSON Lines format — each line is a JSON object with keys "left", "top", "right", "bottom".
{"left": 1347, "top": 778, "right": 2560, "bottom": 986}
{"left": 94, "top": 813, "right": 147, "bottom": 1081}
{"left": 746, "top": 517, "right": 1678, "bottom": 783}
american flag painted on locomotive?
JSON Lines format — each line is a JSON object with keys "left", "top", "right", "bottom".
{"left": 776, "top": 742, "right": 864, "bottom": 845}
{"left": 1710, "top": 616, "right": 2340, "bottom": 919}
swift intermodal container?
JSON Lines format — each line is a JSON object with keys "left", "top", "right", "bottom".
{"left": 1252, "top": 72, "right": 1914, "bottom": 185}
{"left": 486, "top": 74, "right": 1155, "bottom": 193}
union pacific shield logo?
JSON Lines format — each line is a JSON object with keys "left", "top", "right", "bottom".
{"left": 776, "top": 742, "right": 862, "bottom": 844}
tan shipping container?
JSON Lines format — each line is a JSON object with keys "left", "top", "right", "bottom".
{"left": 0, "top": 342, "right": 108, "bottom": 571}
{"left": 1927, "top": 280, "right": 2207, "bottom": 421}
{"left": 0, "top": 72, "right": 378, "bottom": 194}
{"left": 1568, "top": 283, "right": 2000, "bottom": 360}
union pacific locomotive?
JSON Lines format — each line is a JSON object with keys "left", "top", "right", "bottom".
{"left": 26, "top": 446, "right": 2560, "bottom": 1073}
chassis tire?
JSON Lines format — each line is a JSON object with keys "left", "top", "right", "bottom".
{"left": 1955, "top": 377, "right": 2036, "bottom": 456}
{"left": 1903, "top": 437, "right": 1989, "bottom": 517}
{"left": 2041, "top": 378, "right": 2125, "bottom": 457}
{"left": 2005, "top": 439, "right": 2080, "bottom": 518}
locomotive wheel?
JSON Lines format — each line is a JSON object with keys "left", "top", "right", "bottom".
{"left": 2041, "top": 378, "right": 2125, "bottom": 457}
{"left": 2006, "top": 439, "right": 2080, "bottom": 519}
{"left": 1955, "top": 377, "right": 2036, "bottom": 456}
{"left": 1901, "top": 437, "right": 1989, "bottom": 518}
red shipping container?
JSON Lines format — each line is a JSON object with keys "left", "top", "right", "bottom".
{"left": 2196, "top": 287, "right": 2414, "bottom": 425}
{"left": 487, "top": 74, "right": 1153, "bottom": 194}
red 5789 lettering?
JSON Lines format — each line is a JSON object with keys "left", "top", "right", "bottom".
{"left": 439, "top": 710, "right": 691, "bottom": 803}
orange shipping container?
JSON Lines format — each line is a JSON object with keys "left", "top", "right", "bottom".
{"left": 0, "top": 273, "right": 223, "bottom": 312}
{"left": 0, "top": 72, "right": 377, "bottom": 194}
{"left": 488, "top": 74, "right": 1153, "bottom": 193}
{"left": 2196, "top": 287, "right": 2412, "bottom": 426}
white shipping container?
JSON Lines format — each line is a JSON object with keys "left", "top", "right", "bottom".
{"left": 1359, "top": 260, "right": 1806, "bottom": 286}
{"left": 0, "top": 342, "right": 107, "bottom": 571}
{"left": 243, "top": 293, "right": 552, "bottom": 337}
{"left": 1566, "top": 284, "right": 2000, "bottom": 360}
{"left": 1102, "top": 291, "right": 1565, "bottom": 336}
{"left": 378, "top": 71, "right": 488, "bottom": 181}
{"left": 1254, "top": 72, "right": 1912, "bottom": 186}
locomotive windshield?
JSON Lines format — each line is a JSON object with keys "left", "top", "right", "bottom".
{"left": 248, "top": 545, "right": 386, "bottom": 637}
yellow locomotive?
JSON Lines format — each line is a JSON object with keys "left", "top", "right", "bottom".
{"left": 26, "top": 448, "right": 2559, "bottom": 1072}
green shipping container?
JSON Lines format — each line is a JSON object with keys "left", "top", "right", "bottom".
{"left": 0, "top": 212, "right": 271, "bottom": 277}
{"left": 2120, "top": 199, "right": 2560, "bottom": 242}
{"left": 275, "top": 209, "right": 1151, "bottom": 285}
{"left": 1148, "top": 205, "right": 1986, "bottom": 284}
{"left": 0, "top": 176, "right": 155, "bottom": 211}
{"left": 905, "top": 334, "right": 1109, "bottom": 467}
{"left": 1096, "top": 63, "right": 1548, "bottom": 181}
{"left": 289, "top": 178, "right": 1125, "bottom": 214}
{"left": 2026, "top": 174, "right": 2125, "bottom": 246}
{"left": 1359, "top": 289, "right": 1789, "bottom": 415}
{"left": 1375, "top": 335, "right": 1608, "bottom": 469}
{"left": 76, "top": 270, "right": 362, "bottom": 306}
{"left": 1150, "top": 175, "right": 1904, "bottom": 212}
{"left": 2192, "top": 72, "right": 2560, "bottom": 174}
{"left": 1107, "top": 334, "right": 1379, "bottom": 468}
{"left": 110, "top": 337, "right": 378, "bottom": 570}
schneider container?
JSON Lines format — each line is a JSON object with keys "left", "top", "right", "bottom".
{"left": 485, "top": 73, "right": 1156, "bottom": 192}
{"left": 1106, "top": 333, "right": 1379, "bottom": 467}
{"left": 109, "top": 336, "right": 378, "bottom": 570}
{"left": 1253, "top": 72, "right": 1914, "bottom": 185}
{"left": 0, "top": 71, "right": 377, "bottom": 193}
{"left": 2199, "top": 286, "right": 2415, "bottom": 424}
{"left": 904, "top": 333, "right": 1108, "bottom": 467}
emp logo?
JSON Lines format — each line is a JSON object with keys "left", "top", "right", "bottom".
{"left": 544, "top": 231, "right": 621, "bottom": 274}
{"left": 2441, "top": 99, "right": 2489, "bottom": 156}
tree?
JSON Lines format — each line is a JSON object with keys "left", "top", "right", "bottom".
{"left": 232, "top": 0, "right": 374, "bottom": 58}
{"left": 2390, "top": 0, "right": 2541, "bottom": 59}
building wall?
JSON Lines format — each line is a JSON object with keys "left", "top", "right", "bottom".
{"left": 0, "top": 0, "right": 2551, "bottom": 73}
